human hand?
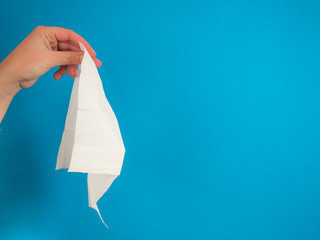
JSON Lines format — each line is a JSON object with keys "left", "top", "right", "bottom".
{"left": 0, "top": 26, "right": 101, "bottom": 89}
{"left": 0, "top": 26, "right": 102, "bottom": 123}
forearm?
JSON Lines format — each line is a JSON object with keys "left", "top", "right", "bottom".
{"left": 0, "top": 60, "right": 21, "bottom": 123}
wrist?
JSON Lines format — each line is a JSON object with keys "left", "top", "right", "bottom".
{"left": 0, "top": 60, "right": 21, "bottom": 123}
{"left": 0, "top": 60, "right": 21, "bottom": 98}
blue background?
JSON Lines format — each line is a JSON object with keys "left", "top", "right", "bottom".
{"left": 1, "top": 0, "right": 320, "bottom": 239}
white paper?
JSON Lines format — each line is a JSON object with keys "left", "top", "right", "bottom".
{"left": 56, "top": 42, "right": 125, "bottom": 227}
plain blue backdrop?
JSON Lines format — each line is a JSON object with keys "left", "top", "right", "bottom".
{"left": 1, "top": 0, "right": 320, "bottom": 239}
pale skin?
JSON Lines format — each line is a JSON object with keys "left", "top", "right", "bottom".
{"left": 0, "top": 26, "right": 102, "bottom": 123}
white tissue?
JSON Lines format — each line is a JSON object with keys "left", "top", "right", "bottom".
{"left": 56, "top": 42, "right": 125, "bottom": 227}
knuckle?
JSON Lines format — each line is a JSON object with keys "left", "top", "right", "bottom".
{"left": 67, "top": 29, "right": 75, "bottom": 36}
{"left": 35, "top": 25, "right": 45, "bottom": 31}
{"left": 65, "top": 54, "right": 72, "bottom": 64}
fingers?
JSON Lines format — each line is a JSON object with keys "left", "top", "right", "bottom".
{"left": 51, "top": 34, "right": 102, "bottom": 79}
{"left": 54, "top": 65, "right": 69, "bottom": 80}
{"left": 51, "top": 51, "right": 101, "bottom": 79}
{"left": 93, "top": 57, "right": 102, "bottom": 68}
{"left": 58, "top": 42, "right": 80, "bottom": 52}
{"left": 57, "top": 42, "right": 102, "bottom": 79}
{"left": 57, "top": 42, "right": 79, "bottom": 78}
{"left": 69, "top": 65, "right": 77, "bottom": 78}
{"left": 58, "top": 42, "right": 102, "bottom": 68}
{"left": 52, "top": 27, "right": 96, "bottom": 57}
{"left": 50, "top": 51, "right": 84, "bottom": 68}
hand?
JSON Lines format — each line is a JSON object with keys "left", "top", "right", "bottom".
{"left": 1, "top": 26, "right": 101, "bottom": 88}
{"left": 0, "top": 26, "right": 102, "bottom": 123}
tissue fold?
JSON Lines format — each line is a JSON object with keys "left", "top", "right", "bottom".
{"left": 56, "top": 42, "right": 125, "bottom": 226}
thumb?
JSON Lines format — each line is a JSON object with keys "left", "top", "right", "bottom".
{"left": 49, "top": 51, "right": 84, "bottom": 67}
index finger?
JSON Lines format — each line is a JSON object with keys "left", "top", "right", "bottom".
{"left": 51, "top": 27, "right": 96, "bottom": 57}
